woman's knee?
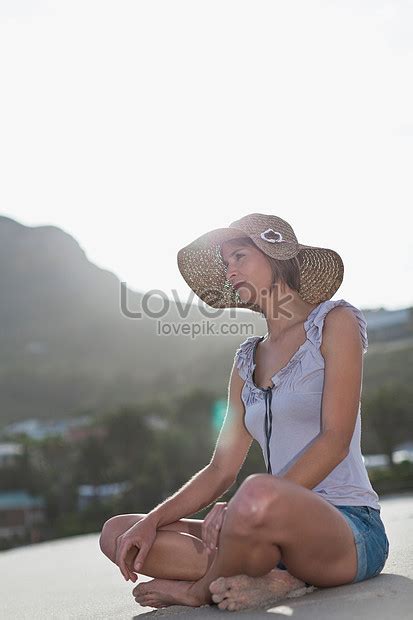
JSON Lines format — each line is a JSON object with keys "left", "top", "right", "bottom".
{"left": 227, "top": 475, "right": 283, "bottom": 532}
{"left": 99, "top": 513, "right": 146, "bottom": 559}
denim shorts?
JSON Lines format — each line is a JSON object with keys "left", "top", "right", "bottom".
{"left": 276, "top": 505, "right": 389, "bottom": 585}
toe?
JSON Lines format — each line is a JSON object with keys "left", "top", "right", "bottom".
{"left": 209, "top": 576, "right": 228, "bottom": 595}
{"left": 136, "top": 595, "right": 151, "bottom": 607}
{"left": 218, "top": 598, "right": 230, "bottom": 610}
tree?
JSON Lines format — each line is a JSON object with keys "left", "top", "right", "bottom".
{"left": 363, "top": 382, "right": 413, "bottom": 466}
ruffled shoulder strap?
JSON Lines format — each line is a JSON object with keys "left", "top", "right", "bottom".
{"left": 306, "top": 299, "right": 368, "bottom": 354}
{"left": 233, "top": 335, "right": 260, "bottom": 381}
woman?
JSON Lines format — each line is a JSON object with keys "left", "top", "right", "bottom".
{"left": 99, "top": 213, "right": 389, "bottom": 611}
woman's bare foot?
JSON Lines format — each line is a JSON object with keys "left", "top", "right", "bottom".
{"left": 132, "top": 568, "right": 315, "bottom": 611}
{"left": 209, "top": 568, "right": 313, "bottom": 611}
{"left": 132, "top": 578, "right": 206, "bottom": 609}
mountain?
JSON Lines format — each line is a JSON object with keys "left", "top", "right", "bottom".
{"left": 0, "top": 216, "right": 255, "bottom": 424}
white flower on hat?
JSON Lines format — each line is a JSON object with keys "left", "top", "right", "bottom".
{"left": 260, "top": 228, "right": 285, "bottom": 243}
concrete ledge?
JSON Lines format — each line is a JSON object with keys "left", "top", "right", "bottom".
{"left": 1, "top": 493, "right": 412, "bottom": 619}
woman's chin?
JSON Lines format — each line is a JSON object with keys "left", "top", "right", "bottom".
{"left": 236, "top": 290, "right": 255, "bottom": 304}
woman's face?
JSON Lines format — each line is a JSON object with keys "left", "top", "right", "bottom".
{"left": 220, "top": 239, "right": 273, "bottom": 306}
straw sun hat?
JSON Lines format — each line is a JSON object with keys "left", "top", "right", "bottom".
{"left": 177, "top": 213, "right": 344, "bottom": 314}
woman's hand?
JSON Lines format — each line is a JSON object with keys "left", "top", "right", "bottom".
{"left": 115, "top": 517, "right": 158, "bottom": 582}
{"left": 202, "top": 501, "right": 228, "bottom": 554}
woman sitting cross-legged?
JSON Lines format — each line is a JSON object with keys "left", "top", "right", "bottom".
{"left": 99, "top": 213, "right": 389, "bottom": 611}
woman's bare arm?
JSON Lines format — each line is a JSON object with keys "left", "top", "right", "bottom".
{"left": 209, "top": 360, "right": 254, "bottom": 483}
{"left": 146, "top": 360, "right": 253, "bottom": 528}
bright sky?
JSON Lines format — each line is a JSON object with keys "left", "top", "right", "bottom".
{"left": 1, "top": 1, "right": 412, "bottom": 311}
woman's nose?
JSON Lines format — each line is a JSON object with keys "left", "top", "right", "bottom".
{"left": 226, "top": 267, "right": 238, "bottom": 281}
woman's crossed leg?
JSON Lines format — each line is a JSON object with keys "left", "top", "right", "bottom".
{"left": 100, "top": 512, "right": 213, "bottom": 581}
{"left": 99, "top": 474, "right": 358, "bottom": 610}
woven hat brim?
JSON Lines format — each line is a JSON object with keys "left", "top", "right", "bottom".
{"left": 177, "top": 229, "right": 344, "bottom": 313}
{"left": 177, "top": 227, "right": 262, "bottom": 312}
{"left": 295, "top": 243, "right": 344, "bottom": 304}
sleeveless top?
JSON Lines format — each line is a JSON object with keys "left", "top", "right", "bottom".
{"left": 234, "top": 298, "right": 381, "bottom": 510}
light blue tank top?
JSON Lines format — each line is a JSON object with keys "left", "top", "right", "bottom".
{"left": 234, "top": 298, "right": 381, "bottom": 510}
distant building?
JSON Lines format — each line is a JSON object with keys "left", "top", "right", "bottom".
{"left": 2, "top": 419, "right": 46, "bottom": 440}
{"left": 392, "top": 441, "right": 413, "bottom": 464}
{"left": 2, "top": 416, "right": 93, "bottom": 441}
{"left": 0, "top": 491, "right": 46, "bottom": 544}
{"left": 362, "top": 454, "right": 390, "bottom": 469}
{"left": 65, "top": 425, "right": 107, "bottom": 443}
{"left": 2, "top": 414, "right": 167, "bottom": 444}
{"left": 364, "top": 307, "right": 410, "bottom": 330}
{"left": 146, "top": 414, "right": 169, "bottom": 430}
{"left": 362, "top": 442, "right": 413, "bottom": 469}
{"left": 77, "top": 481, "right": 132, "bottom": 511}
{"left": 0, "top": 443, "right": 24, "bottom": 468}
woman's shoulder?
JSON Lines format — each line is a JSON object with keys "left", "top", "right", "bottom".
{"left": 233, "top": 335, "right": 261, "bottom": 381}
{"left": 306, "top": 298, "right": 368, "bottom": 354}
